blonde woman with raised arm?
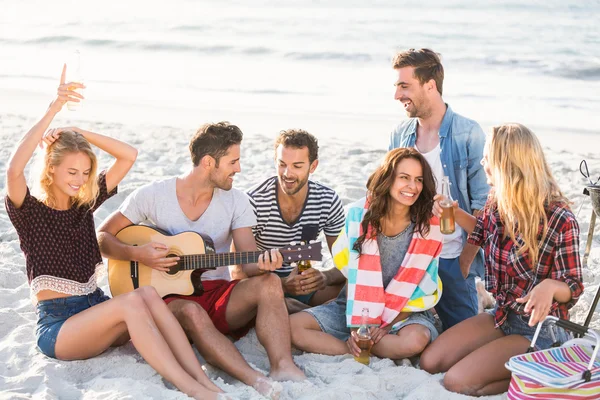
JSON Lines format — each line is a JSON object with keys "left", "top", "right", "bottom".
{"left": 5, "top": 66, "right": 223, "bottom": 399}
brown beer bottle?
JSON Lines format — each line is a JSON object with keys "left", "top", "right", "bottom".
{"left": 440, "top": 176, "right": 456, "bottom": 234}
{"left": 354, "top": 308, "right": 372, "bottom": 365}
{"left": 297, "top": 259, "right": 312, "bottom": 273}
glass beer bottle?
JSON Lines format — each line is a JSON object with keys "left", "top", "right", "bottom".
{"left": 66, "top": 50, "right": 84, "bottom": 111}
{"left": 354, "top": 307, "right": 372, "bottom": 365}
{"left": 297, "top": 259, "right": 311, "bottom": 273}
{"left": 440, "top": 176, "right": 456, "bottom": 234}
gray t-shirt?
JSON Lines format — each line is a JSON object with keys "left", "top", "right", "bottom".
{"left": 377, "top": 222, "right": 415, "bottom": 288}
{"left": 118, "top": 177, "right": 256, "bottom": 281}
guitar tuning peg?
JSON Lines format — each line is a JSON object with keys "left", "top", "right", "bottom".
{"left": 300, "top": 241, "right": 306, "bottom": 245}
{"left": 308, "top": 246, "right": 312, "bottom": 249}
{"left": 290, "top": 241, "right": 296, "bottom": 246}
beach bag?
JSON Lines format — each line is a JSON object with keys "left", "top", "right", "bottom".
{"left": 505, "top": 316, "right": 600, "bottom": 399}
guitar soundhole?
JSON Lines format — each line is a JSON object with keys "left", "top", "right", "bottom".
{"left": 167, "top": 255, "right": 181, "bottom": 275}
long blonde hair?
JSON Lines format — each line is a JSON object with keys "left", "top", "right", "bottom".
{"left": 37, "top": 130, "right": 99, "bottom": 209}
{"left": 487, "top": 123, "right": 569, "bottom": 265}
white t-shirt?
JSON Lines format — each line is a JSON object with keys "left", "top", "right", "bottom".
{"left": 417, "top": 143, "right": 464, "bottom": 258}
{"left": 119, "top": 177, "right": 257, "bottom": 281}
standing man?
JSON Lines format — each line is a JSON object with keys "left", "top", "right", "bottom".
{"left": 98, "top": 122, "right": 305, "bottom": 396}
{"left": 389, "top": 48, "right": 490, "bottom": 330}
{"left": 247, "top": 129, "right": 346, "bottom": 313}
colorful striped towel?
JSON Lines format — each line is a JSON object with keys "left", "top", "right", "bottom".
{"left": 332, "top": 196, "right": 443, "bottom": 328}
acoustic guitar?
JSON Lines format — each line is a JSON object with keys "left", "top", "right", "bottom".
{"left": 107, "top": 225, "right": 322, "bottom": 298}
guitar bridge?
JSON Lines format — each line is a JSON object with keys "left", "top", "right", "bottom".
{"left": 130, "top": 260, "right": 139, "bottom": 290}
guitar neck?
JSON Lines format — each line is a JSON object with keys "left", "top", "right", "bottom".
{"left": 180, "top": 251, "right": 264, "bottom": 270}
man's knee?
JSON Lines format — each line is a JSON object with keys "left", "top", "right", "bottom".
{"left": 169, "top": 300, "right": 211, "bottom": 331}
{"left": 256, "top": 273, "right": 284, "bottom": 298}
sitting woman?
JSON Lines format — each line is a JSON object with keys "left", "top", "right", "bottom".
{"left": 5, "top": 66, "right": 222, "bottom": 399}
{"left": 290, "top": 147, "right": 443, "bottom": 360}
{"left": 420, "top": 123, "right": 584, "bottom": 396}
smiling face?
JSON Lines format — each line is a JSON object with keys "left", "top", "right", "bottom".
{"left": 389, "top": 157, "right": 424, "bottom": 207}
{"left": 49, "top": 151, "right": 92, "bottom": 202}
{"left": 394, "top": 66, "right": 432, "bottom": 119}
{"left": 276, "top": 144, "right": 317, "bottom": 196}
{"left": 209, "top": 144, "right": 241, "bottom": 191}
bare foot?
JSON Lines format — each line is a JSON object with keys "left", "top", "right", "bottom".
{"left": 191, "top": 389, "right": 223, "bottom": 400}
{"left": 194, "top": 375, "right": 223, "bottom": 394}
{"left": 269, "top": 361, "right": 306, "bottom": 382}
{"left": 253, "top": 377, "right": 282, "bottom": 400}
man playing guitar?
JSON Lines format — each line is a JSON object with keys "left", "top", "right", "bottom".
{"left": 98, "top": 122, "right": 305, "bottom": 397}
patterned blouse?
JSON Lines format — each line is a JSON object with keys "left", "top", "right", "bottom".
{"left": 5, "top": 171, "right": 117, "bottom": 297}
{"left": 468, "top": 201, "right": 584, "bottom": 328}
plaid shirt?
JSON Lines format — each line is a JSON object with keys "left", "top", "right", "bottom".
{"left": 468, "top": 201, "right": 583, "bottom": 328}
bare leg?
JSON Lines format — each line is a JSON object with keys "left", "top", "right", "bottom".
{"left": 226, "top": 274, "right": 306, "bottom": 381}
{"left": 289, "top": 311, "right": 348, "bottom": 355}
{"left": 443, "top": 335, "right": 529, "bottom": 396}
{"left": 371, "top": 324, "right": 431, "bottom": 359}
{"left": 420, "top": 313, "right": 503, "bottom": 374}
{"left": 285, "top": 298, "right": 310, "bottom": 314}
{"left": 168, "top": 299, "right": 279, "bottom": 399}
{"left": 134, "top": 288, "right": 221, "bottom": 392}
{"left": 54, "top": 288, "right": 221, "bottom": 400}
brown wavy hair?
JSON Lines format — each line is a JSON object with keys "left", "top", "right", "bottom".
{"left": 353, "top": 148, "right": 436, "bottom": 254}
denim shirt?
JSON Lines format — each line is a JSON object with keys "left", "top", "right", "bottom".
{"left": 389, "top": 104, "right": 490, "bottom": 277}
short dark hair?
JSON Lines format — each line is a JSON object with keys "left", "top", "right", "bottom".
{"left": 274, "top": 129, "right": 319, "bottom": 164}
{"left": 189, "top": 122, "right": 243, "bottom": 167}
{"left": 392, "top": 48, "right": 444, "bottom": 95}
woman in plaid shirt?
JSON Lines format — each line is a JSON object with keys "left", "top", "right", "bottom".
{"left": 419, "top": 123, "right": 584, "bottom": 396}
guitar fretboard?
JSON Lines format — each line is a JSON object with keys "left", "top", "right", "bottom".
{"left": 180, "top": 252, "right": 264, "bottom": 269}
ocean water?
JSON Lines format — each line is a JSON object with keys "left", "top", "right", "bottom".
{"left": 0, "top": 0, "right": 598, "bottom": 150}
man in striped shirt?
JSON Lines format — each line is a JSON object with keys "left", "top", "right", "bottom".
{"left": 246, "top": 130, "right": 346, "bottom": 313}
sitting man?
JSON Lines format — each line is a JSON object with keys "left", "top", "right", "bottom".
{"left": 97, "top": 122, "right": 305, "bottom": 396}
{"left": 246, "top": 129, "right": 346, "bottom": 313}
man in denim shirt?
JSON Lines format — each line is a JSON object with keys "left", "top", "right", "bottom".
{"left": 389, "top": 49, "right": 490, "bottom": 331}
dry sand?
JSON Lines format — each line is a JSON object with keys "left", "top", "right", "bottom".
{"left": 1, "top": 114, "right": 599, "bottom": 399}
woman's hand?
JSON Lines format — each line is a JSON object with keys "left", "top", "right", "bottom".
{"left": 369, "top": 326, "right": 391, "bottom": 344}
{"left": 516, "top": 279, "right": 557, "bottom": 326}
{"left": 39, "top": 127, "right": 78, "bottom": 148}
{"left": 48, "top": 64, "right": 85, "bottom": 114}
{"left": 346, "top": 330, "right": 369, "bottom": 357}
{"left": 432, "top": 194, "right": 458, "bottom": 218}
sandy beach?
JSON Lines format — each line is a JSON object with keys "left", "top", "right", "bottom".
{"left": 1, "top": 111, "right": 599, "bottom": 400}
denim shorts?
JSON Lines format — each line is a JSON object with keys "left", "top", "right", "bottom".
{"left": 304, "top": 288, "right": 439, "bottom": 343}
{"left": 36, "top": 288, "right": 110, "bottom": 358}
{"left": 486, "top": 306, "right": 572, "bottom": 350}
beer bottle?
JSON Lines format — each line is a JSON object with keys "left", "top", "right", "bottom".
{"left": 297, "top": 259, "right": 312, "bottom": 273}
{"left": 354, "top": 307, "right": 372, "bottom": 365}
{"left": 440, "top": 176, "right": 456, "bottom": 234}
